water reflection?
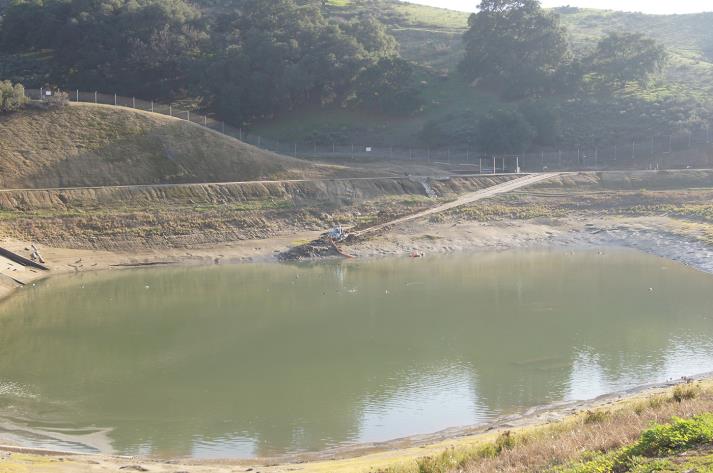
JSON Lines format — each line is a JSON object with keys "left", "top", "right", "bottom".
{"left": 0, "top": 249, "right": 712, "bottom": 458}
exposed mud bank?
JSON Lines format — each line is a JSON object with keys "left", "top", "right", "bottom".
{"left": 0, "top": 175, "right": 516, "bottom": 211}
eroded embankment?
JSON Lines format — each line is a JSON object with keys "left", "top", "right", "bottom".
{"left": 0, "top": 175, "right": 517, "bottom": 249}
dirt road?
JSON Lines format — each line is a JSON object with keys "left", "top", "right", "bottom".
{"left": 352, "top": 173, "right": 560, "bottom": 237}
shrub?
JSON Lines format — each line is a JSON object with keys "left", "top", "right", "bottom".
{"left": 632, "top": 414, "right": 713, "bottom": 457}
{"left": 0, "top": 80, "right": 27, "bottom": 112}
{"left": 671, "top": 383, "right": 700, "bottom": 403}
{"left": 44, "top": 90, "right": 69, "bottom": 108}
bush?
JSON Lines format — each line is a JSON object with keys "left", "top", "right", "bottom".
{"left": 671, "top": 383, "right": 700, "bottom": 403}
{"left": 44, "top": 90, "right": 69, "bottom": 108}
{"left": 0, "top": 80, "right": 27, "bottom": 112}
{"left": 632, "top": 414, "right": 713, "bottom": 457}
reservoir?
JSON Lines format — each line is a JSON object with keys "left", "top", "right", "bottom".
{"left": 1, "top": 249, "right": 712, "bottom": 459}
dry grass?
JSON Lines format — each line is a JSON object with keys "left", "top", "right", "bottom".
{"left": 0, "top": 104, "right": 325, "bottom": 188}
{"left": 380, "top": 382, "right": 713, "bottom": 473}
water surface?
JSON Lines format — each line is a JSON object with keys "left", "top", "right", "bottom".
{"left": 1, "top": 249, "right": 712, "bottom": 458}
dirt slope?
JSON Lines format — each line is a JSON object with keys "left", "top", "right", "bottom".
{"left": 0, "top": 104, "right": 333, "bottom": 188}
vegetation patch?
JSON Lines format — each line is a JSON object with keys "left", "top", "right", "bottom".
{"left": 377, "top": 381, "right": 713, "bottom": 473}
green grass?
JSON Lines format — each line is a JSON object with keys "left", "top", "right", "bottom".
{"left": 552, "top": 414, "right": 713, "bottom": 473}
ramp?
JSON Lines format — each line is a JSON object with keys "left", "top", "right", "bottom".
{"left": 352, "top": 173, "right": 560, "bottom": 237}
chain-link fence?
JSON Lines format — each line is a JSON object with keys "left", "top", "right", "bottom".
{"left": 26, "top": 88, "right": 713, "bottom": 173}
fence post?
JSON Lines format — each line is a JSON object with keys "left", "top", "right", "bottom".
{"left": 221, "top": 121, "right": 225, "bottom": 134}
{"left": 479, "top": 158, "right": 482, "bottom": 173}
{"left": 239, "top": 128, "right": 243, "bottom": 141}
{"left": 114, "top": 93, "right": 117, "bottom": 106}
{"left": 132, "top": 97, "right": 135, "bottom": 108}
{"left": 204, "top": 115, "right": 207, "bottom": 126}
{"left": 169, "top": 104, "right": 172, "bottom": 116}
{"left": 94, "top": 91, "right": 97, "bottom": 103}
{"left": 151, "top": 101, "right": 154, "bottom": 113}
{"left": 40, "top": 87, "right": 43, "bottom": 100}
{"left": 294, "top": 144, "right": 297, "bottom": 157}
{"left": 187, "top": 110, "right": 190, "bottom": 122}
{"left": 493, "top": 156, "right": 496, "bottom": 174}
{"left": 76, "top": 90, "right": 79, "bottom": 102}
{"left": 332, "top": 143, "right": 335, "bottom": 154}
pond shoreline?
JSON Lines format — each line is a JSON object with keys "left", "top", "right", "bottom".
{"left": 4, "top": 213, "right": 711, "bottom": 305}
{"left": 2, "top": 374, "right": 713, "bottom": 473}
{"left": 1, "top": 214, "right": 712, "bottom": 472}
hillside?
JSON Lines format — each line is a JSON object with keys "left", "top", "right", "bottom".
{"left": 249, "top": 1, "right": 713, "bottom": 148}
{"left": 2, "top": 0, "right": 712, "bottom": 150}
{"left": 0, "top": 104, "right": 333, "bottom": 189}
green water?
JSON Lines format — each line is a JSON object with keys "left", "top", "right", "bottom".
{"left": 1, "top": 249, "right": 713, "bottom": 459}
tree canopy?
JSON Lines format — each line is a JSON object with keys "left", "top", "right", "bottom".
{"left": 476, "top": 109, "right": 535, "bottom": 155}
{"left": 0, "top": 0, "right": 403, "bottom": 123}
{"left": 460, "top": 0, "right": 571, "bottom": 98}
{"left": 0, "top": 0, "right": 204, "bottom": 97}
{"left": 204, "top": 1, "right": 398, "bottom": 122}
{"left": 587, "top": 32, "right": 667, "bottom": 88}
{"left": 352, "top": 57, "right": 421, "bottom": 115}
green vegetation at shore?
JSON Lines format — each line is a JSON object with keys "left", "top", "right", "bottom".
{"left": 378, "top": 383, "right": 713, "bottom": 473}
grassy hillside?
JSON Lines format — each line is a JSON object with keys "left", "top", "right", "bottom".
{"left": 249, "top": 1, "right": 713, "bottom": 148}
{"left": 0, "top": 104, "right": 334, "bottom": 188}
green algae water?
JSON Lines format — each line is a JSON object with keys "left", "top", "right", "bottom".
{"left": 1, "top": 249, "right": 713, "bottom": 459}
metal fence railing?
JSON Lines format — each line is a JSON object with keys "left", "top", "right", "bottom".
{"left": 25, "top": 88, "right": 713, "bottom": 174}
